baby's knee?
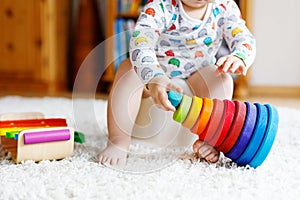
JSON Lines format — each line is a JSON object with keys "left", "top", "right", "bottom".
{"left": 218, "top": 73, "right": 234, "bottom": 99}
{"left": 221, "top": 73, "right": 234, "bottom": 89}
{"left": 116, "top": 58, "right": 132, "bottom": 74}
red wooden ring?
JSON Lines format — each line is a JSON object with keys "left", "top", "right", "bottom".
{"left": 208, "top": 99, "right": 235, "bottom": 147}
{"left": 216, "top": 100, "right": 247, "bottom": 153}
{"left": 199, "top": 99, "right": 224, "bottom": 142}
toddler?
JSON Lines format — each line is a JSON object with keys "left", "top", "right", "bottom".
{"left": 99, "top": 0, "right": 256, "bottom": 166}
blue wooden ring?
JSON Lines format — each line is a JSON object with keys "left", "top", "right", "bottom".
{"left": 225, "top": 102, "right": 257, "bottom": 161}
{"left": 249, "top": 104, "right": 279, "bottom": 168}
{"left": 167, "top": 90, "right": 183, "bottom": 109}
{"left": 235, "top": 103, "right": 268, "bottom": 166}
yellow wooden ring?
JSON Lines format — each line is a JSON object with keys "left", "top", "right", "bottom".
{"left": 173, "top": 95, "right": 192, "bottom": 123}
{"left": 182, "top": 96, "right": 203, "bottom": 129}
{"left": 190, "top": 98, "right": 214, "bottom": 136}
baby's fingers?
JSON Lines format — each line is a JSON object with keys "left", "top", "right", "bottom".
{"left": 216, "top": 56, "right": 228, "bottom": 67}
{"left": 159, "top": 91, "right": 175, "bottom": 111}
{"left": 167, "top": 82, "right": 183, "bottom": 94}
{"left": 229, "top": 61, "right": 241, "bottom": 74}
{"left": 216, "top": 56, "right": 235, "bottom": 74}
{"left": 232, "top": 65, "right": 247, "bottom": 76}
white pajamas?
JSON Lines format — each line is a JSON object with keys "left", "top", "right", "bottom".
{"left": 129, "top": 0, "right": 256, "bottom": 84}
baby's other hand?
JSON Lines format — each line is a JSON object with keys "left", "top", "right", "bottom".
{"left": 147, "top": 75, "right": 182, "bottom": 112}
{"left": 215, "top": 55, "right": 247, "bottom": 76}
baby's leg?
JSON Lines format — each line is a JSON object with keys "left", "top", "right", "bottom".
{"left": 187, "top": 65, "right": 233, "bottom": 100}
{"left": 99, "top": 59, "right": 144, "bottom": 166}
{"left": 186, "top": 65, "right": 233, "bottom": 162}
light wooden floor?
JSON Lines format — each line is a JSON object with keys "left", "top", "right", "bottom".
{"left": 1, "top": 90, "right": 300, "bottom": 110}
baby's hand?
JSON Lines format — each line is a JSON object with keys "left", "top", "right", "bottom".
{"left": 147, "top": 75, "right": 182, "bottom": 112}
{"left": 215, "top": 55, "right": 247, "bottom": 76}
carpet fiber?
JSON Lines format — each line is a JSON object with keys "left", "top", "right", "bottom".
{"left": 0, "top": 96, "right": 299, "bottom": 199}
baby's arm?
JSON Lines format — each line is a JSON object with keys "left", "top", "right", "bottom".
{"left": 129, "top": 0, "right": 174, "bottom": 84}
{"left": 147, "top": 75, "right": 183, "bottom": 111}
{"left": 216, "top": 0, "right": 256, "bottom": 75}
{"left": 130, "top": 0, "right": 183, "bottom": 110}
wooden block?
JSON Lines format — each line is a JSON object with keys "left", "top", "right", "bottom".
{"left": 15, "top": 127, "right": 74, "bottom": 163}
{"left": 0, "top": 127, "right": 35, "bottom": 137}
{"left": 0, "top": 118, "right": 67, "bottom": 129}
{"left": 23, "top": 128, "right": 71, "bottom": 144}
{"left": 0, "top": 112, "right": 44, "bottom": 121}
{"left": 1, "top": 136, "right": 17, "bottom": 150}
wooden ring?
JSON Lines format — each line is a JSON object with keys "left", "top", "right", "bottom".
{"left": 190, "top": 98, "right": 214, "bottom": 136}
{"left": 225, "top": 102, "right": 257, "bottom": 160}
{"left": 216, "top": 100, "right": 247, "bottom": 153}
{"left": 208, "top": 99, "right": 235, "bottom": 147}
{"left": 182, "top": 96, "right": 203, "bottom": 129}
{"left": 173, "top": 95, "right": 192, "bottom": 123}
{"left": 249, "top": 104, "right": 279, "bottom": 168}
{"left": 199, "top": 99, "right": 224, "bottom": 142}
{"left": 167, "top": 90, "right": 183, "bottom": 109}
{"left": 235, "top": 103, "right": 268, "bottom": 166}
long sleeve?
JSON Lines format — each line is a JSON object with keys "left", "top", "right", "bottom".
{"left": 222, "top": 0, "right": 256, "bottom": 68}
{"left": 129, "top": 0, "right": 174, "bottom": 84}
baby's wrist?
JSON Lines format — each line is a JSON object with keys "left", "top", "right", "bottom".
{"left": 147, "top": 74, "right": 170, "bottom": 88}
{"left": 231, "top": 53, "right": 247, "bottom": 68}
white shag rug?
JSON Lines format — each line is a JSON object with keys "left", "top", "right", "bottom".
{"left": 0, "top": 96, "right": 299, "bottom": 200}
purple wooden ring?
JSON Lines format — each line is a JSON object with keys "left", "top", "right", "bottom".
{"left": 225, "top": 102, "right": 257, "bottom": 160}
{"left": 235, "top": 103, "right": 268, "bottom": 166}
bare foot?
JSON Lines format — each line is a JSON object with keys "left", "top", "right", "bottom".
{"left": 192, "top": 139, "right": 220, "bottom": 163}
{"left": 98, "top": 144, "right": 128, "bottom": 166}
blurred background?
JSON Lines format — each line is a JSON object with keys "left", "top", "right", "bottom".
{"left": 0, "top": 0, "right": 299, "bottom": 100}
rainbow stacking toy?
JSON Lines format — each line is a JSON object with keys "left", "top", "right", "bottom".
{"left": 168, "top": 90, "right": 279, "bottom": 168}
{"left": 0, "top": 112, "right": 85, "bottom": 163}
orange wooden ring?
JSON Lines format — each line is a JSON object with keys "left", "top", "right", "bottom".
{"left": 190, "top": 98, "right": 213, "bottom": 136}
{"left": 182, "top": 96, "right": 203, "bottom": 129}
{"left": 199, "top": 99, "right": 225, "bottom": 142}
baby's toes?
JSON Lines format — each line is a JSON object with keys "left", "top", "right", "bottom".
{"left": 192, "top": 139, "right": 204, "bottom": 153}
{"left": 117, "top": 157, "right": 127, "bottom": 166}
{"left": 99, "top": 155, "right": 108, "bottom": 164}
{"left": 194, "top": 140, "right": 220, "bottom": 163}
{"left": 205, "top": 151, "right": 220, "bottom": 163}
{"left": 110, "top": 157, "right": 119, "bottom": 166}
{"left": 109, "top": 156, "right": 127, "bottom": 166}
{"left": 197, "top": 144, "right": 212, "bottom": 158}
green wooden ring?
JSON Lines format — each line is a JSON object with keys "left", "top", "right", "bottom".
{"left": 173, "top": 95, "right": 192, "bottom": 123}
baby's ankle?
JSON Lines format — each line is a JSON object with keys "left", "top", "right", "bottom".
{"left": 108, "top": 139, "right": 130, "bottom": 150}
